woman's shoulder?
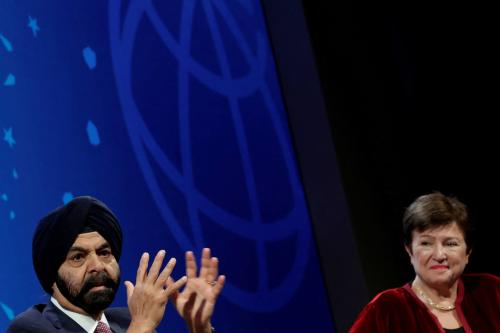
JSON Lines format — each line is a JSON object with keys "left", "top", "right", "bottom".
{"left": 348, "top": 286, "right": 420, "bottom": 332}
{"left": 462, "top": 272, "right": 500, "bottom": 288}
{"left": 460, "top": 273, "right": 500, "bottom": 320}
{"left": 365, "top": 285, "right": 413, "bottom": 309}
{"left": 460, "top": 272, "right": 499, "bottom": 304}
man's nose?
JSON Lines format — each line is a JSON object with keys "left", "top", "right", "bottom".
{"left": 86, "top": 253, "right": 105, "bottom": 272}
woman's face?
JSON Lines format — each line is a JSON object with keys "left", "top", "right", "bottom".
{"left": 406, "top": 222, "right": 470, "bottom": 288}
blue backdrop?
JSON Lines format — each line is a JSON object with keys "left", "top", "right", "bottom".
{"left": 0, "top": 1, "right": 335, "bottom": 332}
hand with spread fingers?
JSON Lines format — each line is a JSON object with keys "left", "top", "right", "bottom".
{"left": 170, "top": 248, "right": 226, "bottom": 333}
{"left": 125, "top": 250, "right": 188, "bottom": 333}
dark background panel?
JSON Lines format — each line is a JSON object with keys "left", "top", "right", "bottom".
{"left": 260, "top": 1, "right": 368, "bottom": 331}
{"left": 301, "top": 0, "right": 500, "bottom": 298}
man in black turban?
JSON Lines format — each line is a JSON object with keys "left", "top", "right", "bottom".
{"left": 6, "top": 196, "right": 225, "bottom": 333}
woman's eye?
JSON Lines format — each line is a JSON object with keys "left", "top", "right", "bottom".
{"left": 446, "top": 242, "right": 459, "bottom": 247}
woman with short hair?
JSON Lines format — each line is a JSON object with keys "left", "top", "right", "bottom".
{"left": 349, "top": 192, "right": 499, "bottom": 333}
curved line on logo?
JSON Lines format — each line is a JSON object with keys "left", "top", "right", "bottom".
{"left": 202, "top": 0, "right": 269, "bottom": 288}
{"left": 211, "top": 0, "right": 307, "bottom": 212}
{"left": 109, "top": 0, "right": 308, "bottom": 242}
{"left": 223, "top": 221, "right": 311, "bottom": 311}
{"left": 211, "top": 0, "right": 265, "bottom": 66}
{"left": 109, "top": 0, "right": 194, "bottom": 250}
{"left": 144, "top": 0, "right": 266, "bottom": 98}
{"left": 109, "top": 0, "right": 313, "bottom": 310}
{"left": 178, "top": 0, "right": 204, "bottom": 248}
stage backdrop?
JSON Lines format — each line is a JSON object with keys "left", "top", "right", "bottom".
{"left": 0, "top": 1, "right": 335, "bottom": 332}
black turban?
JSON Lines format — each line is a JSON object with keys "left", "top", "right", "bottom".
{"left": 32, "top": 196, "right": 123, "bottom": 294}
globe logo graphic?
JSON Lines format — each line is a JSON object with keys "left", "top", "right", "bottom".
{"left": 108, "top": 0, "right": 311, "bottom": 311}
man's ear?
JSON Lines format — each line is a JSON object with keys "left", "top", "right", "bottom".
{"left": 51, "top": 281, "right": 58, "bottom": 295}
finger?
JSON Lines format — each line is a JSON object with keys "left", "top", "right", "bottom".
{"left": 166, "top": 276, "right": 180, "bottom": 305}
{"left": 185, "top": 251, "right": 197, "bottom": 278}
{"left": 193, "top": 298, "right": 206, "bottom": 325}
{"left": 186, "top": 278, "right": 217, "bottom": 301}
{"left": 124, "top": 281, "right": 134, "bottom": 302}
{"left": 182, "top": 292, "right": 197, "bottom": 321}
{"left": 201, "top": 300, "right": 216, "bottom": 326}
{"left": 211, "top": 275, "right": 226, "bottom": 300}
{"left": 205, "top": 257, "right": 218, "bottom": 284}
{"left": 194, "top": 274, "right": 226, "bottom": 303}
{"left": 156, "top": 257, "right": 177, "bottom": 287}
{"left": 136, "top": 252, "right": 150, "bottom": 283}
{"left": 199, "top": 248, "right": 211, "bottom": 279}
{"left": 165, "top": 275, "right": 188, "bottom": 296}
{"left": 165, "top": 276, "right": 175, "bottom": 287}
{"left": 146, "top": 250, "right": 166, "bottom": 283}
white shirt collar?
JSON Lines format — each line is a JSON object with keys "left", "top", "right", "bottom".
{"left": 50, "top": 297, "right": 111, "bottom": 333}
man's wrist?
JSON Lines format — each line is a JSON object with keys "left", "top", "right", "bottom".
{"left": 127, "top": 320, "right": 155, "bottom": 333}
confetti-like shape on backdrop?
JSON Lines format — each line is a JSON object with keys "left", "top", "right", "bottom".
{"left": 3, "top": 128, "right": 16, "bottom": 148}
{"left": 0, "top": 34, "right": 14, "bottom": 88}
{"left": 62, "top": 192, "right": 74, "bottom": 204}
{"left": 0, "top": 34, "right": 13, "bottom": 52}
{"left": 86, "top": 120, "right": 100, "bottom": 146}
{"left": 27, "top": 16, "right": 40, "bottom": 37}
{"left": 82, "top": 46, "right": 96, "bottom": 69}
{"left": 3, "top": 74, "right": 15, "bottom": 86}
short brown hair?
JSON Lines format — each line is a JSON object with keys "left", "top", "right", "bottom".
{"left": 403, "top": 192, "right": 472, "bottom": 253}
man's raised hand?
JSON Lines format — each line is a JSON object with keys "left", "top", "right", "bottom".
{"left": 170, "top": 248, "right": 225, "bottom": 333}
{"left": 125, "top": 250, "right": 187, "bottom": 333}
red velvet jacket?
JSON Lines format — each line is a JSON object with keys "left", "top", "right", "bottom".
{"left": 349, "top": 273, "right": 499, "bottom": 333}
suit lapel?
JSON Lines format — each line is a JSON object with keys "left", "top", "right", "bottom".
{"left": 107, "top": 320, "right": 126, "bottom": 333}
{"left": 42, "top": 301, "right": 87, "bottom": 333}
{"left": 42, "top": 301, "right": 130, "bottom": 333}
{"left": 105, "top": 308, "right": 130, "bottom": 333}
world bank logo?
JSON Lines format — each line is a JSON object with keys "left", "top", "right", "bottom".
{"left": 108, "top": 0, "right": 311, "bottom": 311}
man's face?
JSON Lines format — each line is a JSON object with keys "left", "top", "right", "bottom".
{"left": 53, "top": 231, "right": 120, "bottom": 316}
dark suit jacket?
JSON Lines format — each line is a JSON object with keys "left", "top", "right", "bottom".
{"left": 6, "top": 301, "right": 132, "bottom": 333}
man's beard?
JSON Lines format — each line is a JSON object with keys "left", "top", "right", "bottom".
{"left": 56, "top": 270, "right": 120, "bottom": 316}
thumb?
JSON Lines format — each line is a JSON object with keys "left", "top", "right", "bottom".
{"left": 124, "top": 281, "right": 134, "bottom": 301}
{"left": 166, "top": 276, "right": 179, "bottom": 304}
